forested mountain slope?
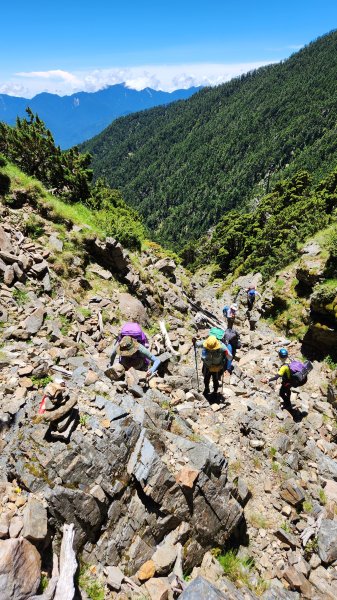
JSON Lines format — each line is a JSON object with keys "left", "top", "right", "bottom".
{"left": 82, "top": 30, "right": 337, "bottom": 248}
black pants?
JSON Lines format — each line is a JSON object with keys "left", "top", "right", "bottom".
{"left": 203, "top": 365, "right": 221, "bottom": 393}
{"left": 280, "top": 381, "right": 291, "bottom": 406}
{"left": 247, "top": 297, "right": 254, "bottom": 311}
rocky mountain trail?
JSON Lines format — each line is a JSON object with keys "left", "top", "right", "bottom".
{"left": 0, "top": 202, "right": 337, "bottom": 599}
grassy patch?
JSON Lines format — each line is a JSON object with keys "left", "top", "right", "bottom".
{"left": 269, "top": 447, "right": 277, "bottom": 459}
{"left": 280, "top": 521, "right": 292, "bottom": 533}
{"left": 303, "top": 500, "right": 313, "bottom": 513}
{"left": 214, "top": 549, "right": 268, "bottom": 596}
{"left": 79, "top": 413, "right": 90, "bottom": 427}
{"left": 325, "top": 355, "right": 337, "bottom": 370}
{"left": 319, "top": 488, "right": 327, "bottom": 505}
{"left": 12, "top": 288, "right": 29, "bottom": 305}
{"left": 24, "top": 214, "right": 45, "bottom": 239}
{"left": 59, "top": 315, "right": 72, "bottom": 336}
{"left": 247, "top": 512, "right": 271, "bottom": 529}
{"left": 78, "top": 564, "right": 105, "bottom": 600}
{"left": 78, "top": 307, "right": 92, "bottom": 319}
{"left": 229, "top": 459, "right": 243, "bottom": 476}
{"left": 31, "top": 375, "right": 52, "bottom": 388}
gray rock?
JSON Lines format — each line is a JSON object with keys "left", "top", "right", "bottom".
{"left": 9, "top": 517, "right": 23, "bottom": 539}
{"left": 275, "top": 434, "right": 291, "bottom": 455}
{"left": 117, "top": 292, "right": 148, "bottom": 326}
{"left": 4, "top": 264, "right": 15, "bottom": 285}
{"left": 30, "top": 260, "right": 48, "bottom": 276}
{"left": 154, "top": 257, "right": 176, "bottom": 276}
{"left": 317, "top": 450, "right": 337, "bottom": 480}
{"left": 0, "top": 226, "right": 12, "bottom": 252}
{"left": 0, "top": 538, "right": 41, "bottom": 599}
{"left": 280, "top": 479, "right": 305, "bottom": 506}
{"left": 318, "top": 519, "right": 337, "bottom": 564}
{"left": 106, "top": 565, "right": 124, "bottom": 591}
{"left": 49, "top": 235, "right": 63, "bottom": 252}
{"left": 262, "top": 588, "right": 300, "bottom": 599}
{"left": 23, "top": 307, "right": 46, "bottom": 335}
{"left": 46, "top": 485, "right": 103, "bottom": 550}
{"left": 87, "top": 237, "right": 130, "bottom": 275}
{"left": 180, "top": 576, "right": 227, "bottom": 599}
{"left": 22, "top": 497, "right": 48, "bottom": 544}
{"left": 274, "top": 528, "right": 300, "bottom": 549}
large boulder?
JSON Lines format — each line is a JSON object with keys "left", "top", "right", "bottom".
{"left": 86, "top": 237, "right": 130, "bottom": 276}
{"left": 117, "top": 292, "right": 148, "bottom": 326}
{"left": 0, "top": 538, "right": 41, "bottom": 599}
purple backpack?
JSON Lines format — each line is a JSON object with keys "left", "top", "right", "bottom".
{"left": 118, "top": 322, "right": 149, "bottom": 347}
{"left": 289, "top": 360, "right": 313, "bottom": 387}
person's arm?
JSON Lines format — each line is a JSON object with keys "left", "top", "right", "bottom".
{"left": 261, "top": 373, "right": 280, "bottom": 384}
{"left": 139, "top": 344, "right": 161, "bottom": 375}
{"left": 221, "top": 344, "right": 233, "bottom": 361}
{"left": 110, "top": 342, "right": 119, "bottom": 366}
{"left": 192, "top": 337, "right": 203, "bottom": 348}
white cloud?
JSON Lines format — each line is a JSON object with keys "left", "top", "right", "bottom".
{"left": 1, "top": 61, "right": 274, "bottom": 98}
{"left": 16, "top": 69, "right": 80, "bottom": 83}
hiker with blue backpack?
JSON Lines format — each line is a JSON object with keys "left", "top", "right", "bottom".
{"left": 223, "top": 303, "right": 238, "bottom": 329}
{"left": 192, "top": 334, "right": 232, "bottom": 397}
{"left": 262, "top": 348, "right": 312, "bottom": 409}
{"left": 246, "top": 285, "right": 261, "bottom": 311}
{"left": 110, "top": 322, "right": 161, "bottom": 378}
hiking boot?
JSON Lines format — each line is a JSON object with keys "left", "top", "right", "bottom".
{"left": 203, "top": 387, "right": 210, "bottom": 397}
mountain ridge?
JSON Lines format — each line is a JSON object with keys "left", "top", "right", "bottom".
{"left": 0, "top": 83, "right": 200, "bottom": 148}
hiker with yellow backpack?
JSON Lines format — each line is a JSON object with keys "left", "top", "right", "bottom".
{"left": 192, "top": 334, "right": 232, "bottom": 397}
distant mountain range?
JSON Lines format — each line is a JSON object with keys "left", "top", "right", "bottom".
{"left": 0, "top": 84, "right": 200, "bottom": 148}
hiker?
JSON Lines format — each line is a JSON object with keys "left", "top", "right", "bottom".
{"left": 246, "top": 285, "right": 261, "bottom": 311}
{"left": 192, "top": 335, "right": 232, "bottom": 397}
{"left": 110, "top": 322, "right": 161, "bottom": 378}
{"left": 209, "top": 326, "right": 241, "bottom": 374}
{"left": 223, "top": 303, "right": 238, "bottom": 329}
{"left": 223, "top": 327, "right": 241, "bottom": 370}
{"left": 262, "top": 348, "right": 312, "bottom": 409}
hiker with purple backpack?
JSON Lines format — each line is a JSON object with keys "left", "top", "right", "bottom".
{"left": 110, "top": 322, "right": 161, "bottom": 378}
{"left": 262, "top": 348, "right": 312, "bottom": 409}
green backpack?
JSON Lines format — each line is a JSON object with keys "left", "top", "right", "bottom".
{"left": 209, "top": 327, "right": 225, "bottom": 341}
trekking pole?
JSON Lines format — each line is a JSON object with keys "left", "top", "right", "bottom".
{"left": 193, "top": 343, "right": 200, "bottom": 392}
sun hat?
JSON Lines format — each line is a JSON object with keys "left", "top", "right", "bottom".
{"left": 203, "top": 335, "right": 221, "bottom": 351}
{"left": 117, "top": 335, "right": 139, "bottom": 356}
{"left": 231, "top": 303, "right": 238, "bottom": 310}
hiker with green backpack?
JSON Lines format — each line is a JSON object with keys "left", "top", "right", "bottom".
{"left": 192, "top": 334, "right": 232, "bottom": 397}
{"left": 262, "top": 348, "right": 312, "bottom": 409}
{"left": 208, "top": 326, "right": 241, "bottom": 374}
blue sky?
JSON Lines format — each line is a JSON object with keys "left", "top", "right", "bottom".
{"left": 1, "top": 0, "right": 337, "bottom": 96}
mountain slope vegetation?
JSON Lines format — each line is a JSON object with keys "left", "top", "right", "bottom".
{"left": 184, "top": 167, "right": 337, "bottom": 281}
{"left": 82, "top": 30, "right": 337, "bottom": 248}
{"left": 0, "top": 111, "right": 145, "bottom": 250}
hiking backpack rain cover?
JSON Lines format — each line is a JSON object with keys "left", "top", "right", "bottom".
{"left": 118, "top": 322, "right": 149, "bottom": 347}
{"left": 289, "top": 360, "right": 313, "bottom": 387}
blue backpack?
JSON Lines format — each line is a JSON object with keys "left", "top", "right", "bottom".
{"left": 223, "top": 305, "right": 229, "bottom": 318}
